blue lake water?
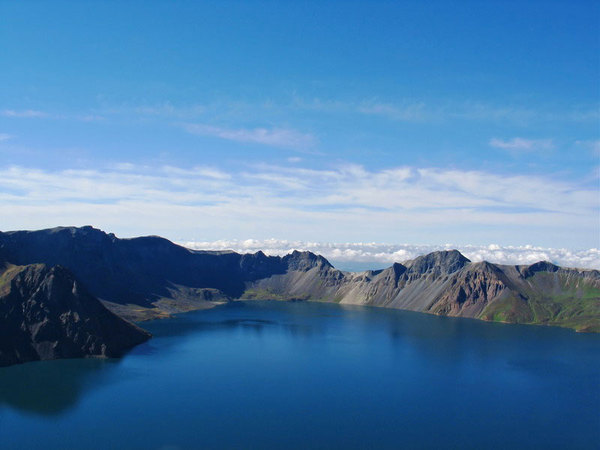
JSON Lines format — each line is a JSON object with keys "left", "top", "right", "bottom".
{"left": 0, "top": 300, "right": 599, "bottom": 449}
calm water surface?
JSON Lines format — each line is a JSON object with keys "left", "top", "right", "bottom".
{"left": 0, "top": 301, "right": 598, "bottom": 449}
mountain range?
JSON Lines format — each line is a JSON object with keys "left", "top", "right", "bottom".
{"left": 1, "top": 226, "right": 598, "bottom": 366}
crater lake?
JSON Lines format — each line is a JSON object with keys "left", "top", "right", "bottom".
{"left": 0, "top": 301, "right": 598, "bottom": 449}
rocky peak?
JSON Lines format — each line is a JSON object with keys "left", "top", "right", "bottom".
{"left": 388, "top": 262, "right": 408, "bottom": 283}
{"left": 465, "top": 260, "right": 501, "bottom": 274}
{"left": 282, "top": 250, "right": 333, "bottom": 272}
{"left": 0, "top": 263, "right": 150, "bottom": 367}
{"left": 239, "top": 251, "right": 285, "bottom": 280}
{"left": 521, "top": 260, "right": 560, "bottom": 276}
{"left": 405, "top": 250, "right": 470, "bottom": 275}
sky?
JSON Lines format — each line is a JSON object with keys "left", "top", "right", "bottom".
{"left": 1, "top": 1, "right": 599, "bottom": 267}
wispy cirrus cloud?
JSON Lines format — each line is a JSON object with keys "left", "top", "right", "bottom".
{"left": 1, "top": 109, "right": 48, "bottom": 118}
{"left": 0, "top": 163, "right": 595, "bottom": 218}
{"left": 183, "top": 123, "right": 317, "bottom": 150}
{"left": 489, "top": 137, "right": 555, "bottom": 152}
{"left": 575, "top": 139, "right": 600, "bottom": 156}
{"left": 355, "top": 101, "right": 428, "bottom": 121}
{"left": 292, "top": 96, "right": 600, "bottom": 124}
{"left": 161, "top": 165, "right": 232, "bottom": 180}
{"left": 0, "top": 133, "right": 13, "bottom": 142}
{"left": 135, "top": 103, "right": 206, "bottom": 117}
{"left": 4, "top": 99, "right": 597, "bottom": 131}
{"left": 0, "top": 162, "right": 597, "bottom": 250}
{"left": 0, "top": 109, "right": 105, "bottom": 122}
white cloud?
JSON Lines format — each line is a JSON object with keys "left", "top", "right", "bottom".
{"left": 112, "top": 162, "right": 136, "bottom": 171}
{"left": 1, "top": 109, "right": 48, "bottom": 118}
{"left": 0, "top": 133, "right": 13, "bottom": 142}
{"left": 356, "top": 101, "right": 428, "bottom": 121}
{"left": 575, "top": 139, "right": 600, "bottom": 156}
{"left": 292, "top": 96, "right": 600, "bottom": 124}
{"left": 162, "top": 165, "right": 231, "bottom": 180}
{"left": 181, "top": 239, "right": 600, "bottom": 270}
{"left": 183, "top": 123, "right": 316, "bottom": 149}
{"left": 489, "top": 137, "right": 555, "bottom": 151}
{"left": 134, "top": 103, "right": 206, "bottom": 117}
{"left": 77, "top": 114, "right": 105, "bottom": 122}
{"left": 0, "top": 163, "right": 597, "bottom": 250}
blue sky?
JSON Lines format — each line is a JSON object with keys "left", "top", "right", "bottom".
{"left": 1, "top": 1, "right": 599, "bottom": 258}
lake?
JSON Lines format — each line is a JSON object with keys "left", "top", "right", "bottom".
{"left": 0, "top": 301, "right": 598, "bottom": 449}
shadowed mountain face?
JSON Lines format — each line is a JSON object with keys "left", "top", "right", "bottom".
{"left": 0, "top": 262, "right": 150, "bottom": 367}
{"left": 1, "top": 226, "right": 599, "bottom": 333}
{"left": 0, "top": 227, "right": 284, "bottom": 307}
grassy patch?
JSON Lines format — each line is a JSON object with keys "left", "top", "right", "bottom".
{"left": 0, "top": 264, "right": 38, "bottom": 297}
{"left": 241, "top": 288, "right": 310, "bottom": 301}
{"left": 480, "top": 279, "right": 600, "bottom": 332}
{"left": 481, "top": 296, "right": 534, "bottom": 324}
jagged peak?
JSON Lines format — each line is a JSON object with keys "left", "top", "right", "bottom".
{"left": 517, "top": 260, "right": 560, "bottom": 278}
{"left": 378, "top": 262, "right": 408, "bottom": 283}
{"left": 391, "top": 262, "right": 407, "bottom": 275}
{"left": 404, "top": 250, "right": 470, "bottom": 275}
{"left": 455, "top": 261, "right": 508, "bottom": 283}
{"left": 239, "top": 250, "right": 279, "bottom": 265}
{"left": 528, "top": 261, "right": 560, "bottom": 272}
{"left": 283, "top": 250, "right": 333, "bottom": 271}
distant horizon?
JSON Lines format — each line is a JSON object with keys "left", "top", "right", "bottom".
{"left": 2, "top": 224, "right": 598, "bottom": 269}
{"left": 181, "top": 238, "right": 600, "bottom": 271}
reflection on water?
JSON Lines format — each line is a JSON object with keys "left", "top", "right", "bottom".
{"left": 0, "top": 300, "right": 598, "bottom": 450}
{"left": 144, "top": 301, "right": 317, "bottom": 340}
{"left": 0, "top": 358, "right": 122, "bottom": 415}
{"left": 0, "top": 303, "right": 317, "bottom": 416}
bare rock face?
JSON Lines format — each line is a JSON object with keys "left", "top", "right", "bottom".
{"left": 0, "top": 264, "right": 151, "bottom": 367}
{"left": 404, "top": 250, "right": 471, "bottom": 275}
{"left": 282, "top": 250, "right": 332, "bottom": 272}
{"left": 427, "top": 262, "right": 512, "bottom": 317}
{"left": 248, "top": 250, "right": 599, "bottom": 332}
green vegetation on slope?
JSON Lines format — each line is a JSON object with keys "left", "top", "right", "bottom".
{"left": 241, "top": 288, "right": 308, "bottom": 301}
{"left": 480, "top": 273, "right": 600, "bottom": 332}
{"left": 0, "top": 263, "right": 45, "bottom": 296}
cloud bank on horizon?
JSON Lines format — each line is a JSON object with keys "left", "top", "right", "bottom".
{"left": 181, "top": 239, "right": 600, "bottom": 270}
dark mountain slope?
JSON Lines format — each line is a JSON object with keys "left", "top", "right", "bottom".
{"left": 0, "top": 226, "right": 287, "bottom": 319}
{"left": 0, "top": 263, "right": 150, "bottom": 367}
{"left": 1, "top": 226, "right": 598, "bottom": 332}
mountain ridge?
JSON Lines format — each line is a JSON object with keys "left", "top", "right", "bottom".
{"left": 1, "top": 226, "right": 598, "bottom": 334}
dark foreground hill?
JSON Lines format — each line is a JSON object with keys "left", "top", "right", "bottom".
{"left": 1, "top": 226, "right": 599, "bottom": 336}
{"left": 0, "top": 262, "right": 150, "bottom": 367}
